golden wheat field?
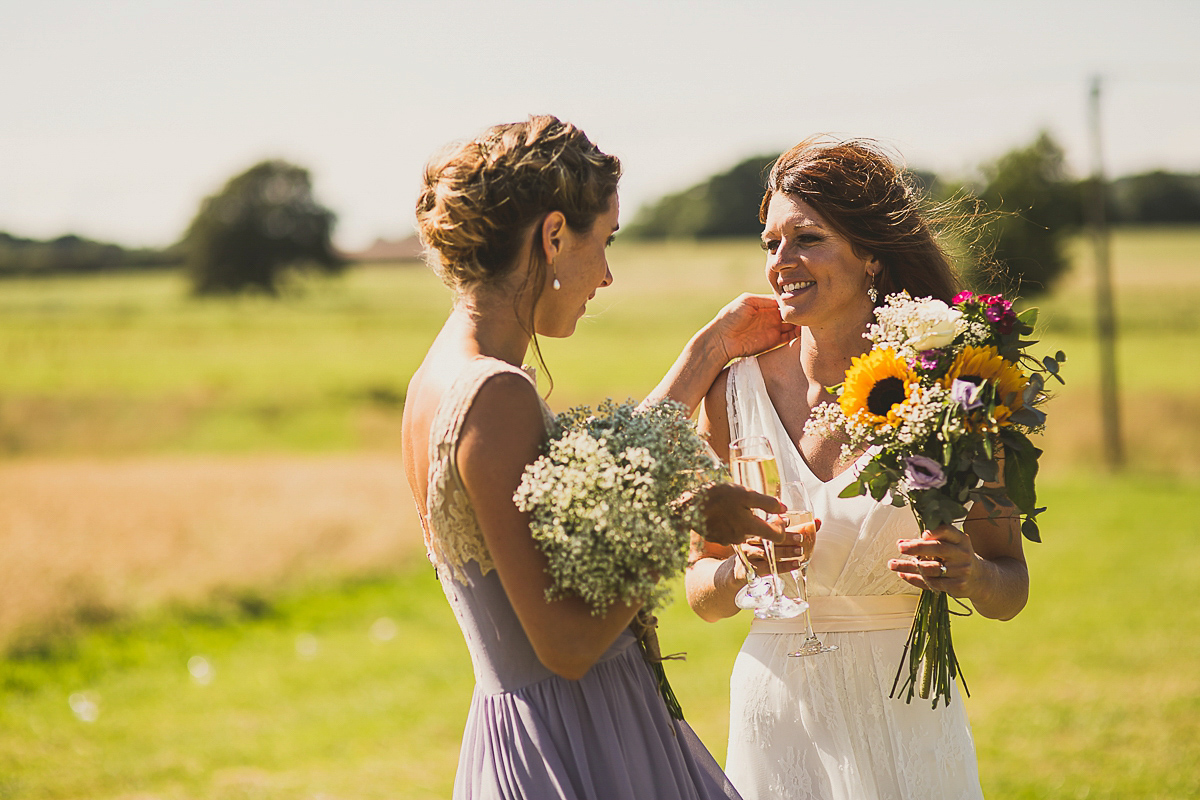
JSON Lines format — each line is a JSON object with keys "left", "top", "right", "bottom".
{"left": 0, "top": 455, "right": 421, "bottom": 646}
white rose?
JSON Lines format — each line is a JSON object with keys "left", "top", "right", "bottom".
{"left": 906, "top": 301, "right": 963, "bottom": 351}
{"left": 908, "top": 319, "right": 960, "bottom": 351}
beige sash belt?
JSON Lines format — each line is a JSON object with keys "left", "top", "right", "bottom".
{"left": 750, "top": 594, "right": 919, "bottom": 634}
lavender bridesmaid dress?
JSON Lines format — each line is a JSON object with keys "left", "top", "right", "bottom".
{"left": 417, "top": 357, "right": 740, "bottom": 800}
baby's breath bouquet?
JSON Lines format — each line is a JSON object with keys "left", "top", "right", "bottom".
{"left": 514, "top": 397, "right": 722, "bottom": 719}
{"left": 807, "top": 290, "right": 1065, "bottom": 707}
{"left": 514, "top": 397, "right": 721, "bottom": 616}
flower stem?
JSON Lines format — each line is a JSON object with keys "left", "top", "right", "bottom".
{"left": 891, "top": 514, "right": 969, "bottom": 708}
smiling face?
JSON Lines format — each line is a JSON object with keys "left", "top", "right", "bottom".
{"left": 534, "top": 193, "right": 619, "bottom": 338}
{"left": 761, "top": 192, "right": 878, "bottom": 331}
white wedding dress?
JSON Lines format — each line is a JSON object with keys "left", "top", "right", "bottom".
{"left": 722, "top": 357, "right": 983, "bottom": 800}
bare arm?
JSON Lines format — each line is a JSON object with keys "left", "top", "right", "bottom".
{"left": 685, "top": 368, "right": 744, "bottom": 621}
{"left": 645, "top": 294, "right": 796, "bottom": 415}
{"left": 457, "top": 373, "right": 641, "bottom": 680}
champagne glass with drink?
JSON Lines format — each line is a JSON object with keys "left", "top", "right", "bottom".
{"left": 728, "top": 436, "right": 806, "bottom": 619}
{"left": 780, "top": 479, "right": 838, "bottom": 656}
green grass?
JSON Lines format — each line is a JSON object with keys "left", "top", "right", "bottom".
{"left": 0, "top": 568, "right": 474, "bottom": 799}
{"left": 0, "top": 267, "right": 450, "bottom": 454}
{"left": 3, "top": 475, "right": 1197, "bottom": 799}
{"left": 2, "top": 229, "right": 1197, "bottom": 467}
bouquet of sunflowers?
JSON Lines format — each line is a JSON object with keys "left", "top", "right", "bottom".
{"left": 806, "top": 290, "right": 1065, "bottom": 707}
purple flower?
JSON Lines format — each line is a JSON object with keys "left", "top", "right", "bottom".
{"left": 952, "top": 290, "right": 975, "bottom": 305}
{"left": 951, "top": 378, "right": 984, "bottom": 411}
{"left": 903, "top": 455, "right": 947, "bottom": 490}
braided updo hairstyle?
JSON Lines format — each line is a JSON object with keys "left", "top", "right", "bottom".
{"left": 761, "top": 138, "right": 961, "bottom": 304}
{"left": 416, "top": 115, "right": 622, "bottom": 291}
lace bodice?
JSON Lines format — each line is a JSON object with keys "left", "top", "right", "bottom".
{"left": 421, "top": 357, "right": 551, "bottom": 586}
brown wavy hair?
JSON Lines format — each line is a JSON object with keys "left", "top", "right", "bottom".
{"left": 416, "top": 115, "right": 621, "bottom": 291}
{"left": 760, "top": 137, "right": 961, "bottom": 304}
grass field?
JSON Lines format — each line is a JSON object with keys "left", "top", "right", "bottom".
{"left": 1, "top": 228, "right": 1199, "bottom": 798}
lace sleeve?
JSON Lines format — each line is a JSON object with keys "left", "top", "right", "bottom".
{"left": 423, "top": 358, "right": 548, "bottom": 585}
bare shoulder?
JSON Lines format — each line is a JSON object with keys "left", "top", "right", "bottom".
{"left": 757, "top": 342, "right": 794, "bottom": 372}
{"left": 456, "top": 368, "right": 545, "bottom": 488}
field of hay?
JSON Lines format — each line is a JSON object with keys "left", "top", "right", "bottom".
{"left": 1, "top": 228, "right": 1198, "bottom": 798}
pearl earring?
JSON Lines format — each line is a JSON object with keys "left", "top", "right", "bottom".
{"left": 867, "top": 273, "right": 878, "bottom": 303}
{"left": 553, "top": 276, "right": 561, "bottom": 291}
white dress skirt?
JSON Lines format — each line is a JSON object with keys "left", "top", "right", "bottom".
{"left": 722, "top": 357, "right": 984, "bottom": 800}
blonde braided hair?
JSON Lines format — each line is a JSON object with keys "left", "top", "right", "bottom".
{"left": 416, "top": 115, "right": 621, "bottom": 290}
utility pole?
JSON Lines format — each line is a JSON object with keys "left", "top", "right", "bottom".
{"left": 1088, "top": 75, "right": 1124, "bottom": 469}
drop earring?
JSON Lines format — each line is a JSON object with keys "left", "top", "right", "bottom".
{"left": 867, "top": 273, "right": 878, "bottom": 303}
{"left": 551, "top": 261, "right": 561, "bottom": 290}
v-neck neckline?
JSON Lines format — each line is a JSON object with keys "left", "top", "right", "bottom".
{"left": 744, "top": 356, "right": 875, "bottom": 489}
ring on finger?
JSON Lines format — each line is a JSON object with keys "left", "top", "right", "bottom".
{"left": 938, "top": 562, "right": 948, "bottom": 577}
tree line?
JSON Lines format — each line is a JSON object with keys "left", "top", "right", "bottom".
{"left": 0, "top": 233, "right": 182, "bottom": 277}
{"left": 2, "top": 134, "right": 1197, "bottom": 296}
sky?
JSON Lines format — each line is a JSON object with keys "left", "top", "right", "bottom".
{"left": 2, "top": 0, "right": 1199, "bottom": 251}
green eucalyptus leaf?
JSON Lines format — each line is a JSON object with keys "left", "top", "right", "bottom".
{"left": 1021, "top": 516, "right": 1042, "bottom": 543}
{"left": 1009, "top": 406, "right": 1047, "bottom": 427}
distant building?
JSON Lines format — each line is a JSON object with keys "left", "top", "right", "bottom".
{"left": 340, "top": 235, "right": 423, "bottom": 263}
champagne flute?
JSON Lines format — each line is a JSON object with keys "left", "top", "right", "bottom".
{"left": 729, "top": 437, "right": 806, "bottom": 619}
{"left": 781, "top": 480, "right": 838, "bottom": 656}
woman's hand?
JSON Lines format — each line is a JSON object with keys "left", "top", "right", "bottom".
{"left": 646, "top": 293, "right": 796, "bottom": 416}
{"left": 889, "top": 524, "right": 981, "bottom": 598}
{"left": 739, "top": 517, "right": 820, "bottom": 575}
{"left": 703, "top": 293, "right": 798, "bottom": 363}
{"left": 698, "top": 482, "right": 786, "bottom": 546}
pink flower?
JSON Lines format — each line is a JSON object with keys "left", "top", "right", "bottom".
{"left": 980, "top": 295, "right": 1016, "bottom": 333}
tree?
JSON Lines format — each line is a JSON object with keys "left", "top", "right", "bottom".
{"left": 624, "top": 154, "right": 778, "bottom": 239}
{"left": 184, "top": 160, "right": 342, "bottom": 295}
{"left": 1109, "top": 170, "right": 1200, "bottom": 224}
{"left": 973, "top": 132, "right": 1078, "bottom": 296}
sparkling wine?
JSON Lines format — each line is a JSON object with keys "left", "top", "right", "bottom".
{"left": 729, "top": 455, "right": 781, "bottom": 501}
{"left": 785, "top": 509, "right": 815, "bottom": 559}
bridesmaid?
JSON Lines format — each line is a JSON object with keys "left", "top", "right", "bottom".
{"left": 402, "top": 115, "right": 795, "bottom": 799}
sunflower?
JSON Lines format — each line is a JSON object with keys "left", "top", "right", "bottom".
{"left": 942, "top": 345, "right": 1028, "bottom": 427}
{"left": 839, "top": 347, "right": 918, "bottom": 429}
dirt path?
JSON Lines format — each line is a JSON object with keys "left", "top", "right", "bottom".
{"left": 0, "top": 453, "right": 424, "bottom": 643}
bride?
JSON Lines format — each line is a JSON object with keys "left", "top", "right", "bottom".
{"left": 402, "top": 115, "right": 796, "bottom": 799}
{"left": 686, "top": 138, "right": 1030, "bottom": 799}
